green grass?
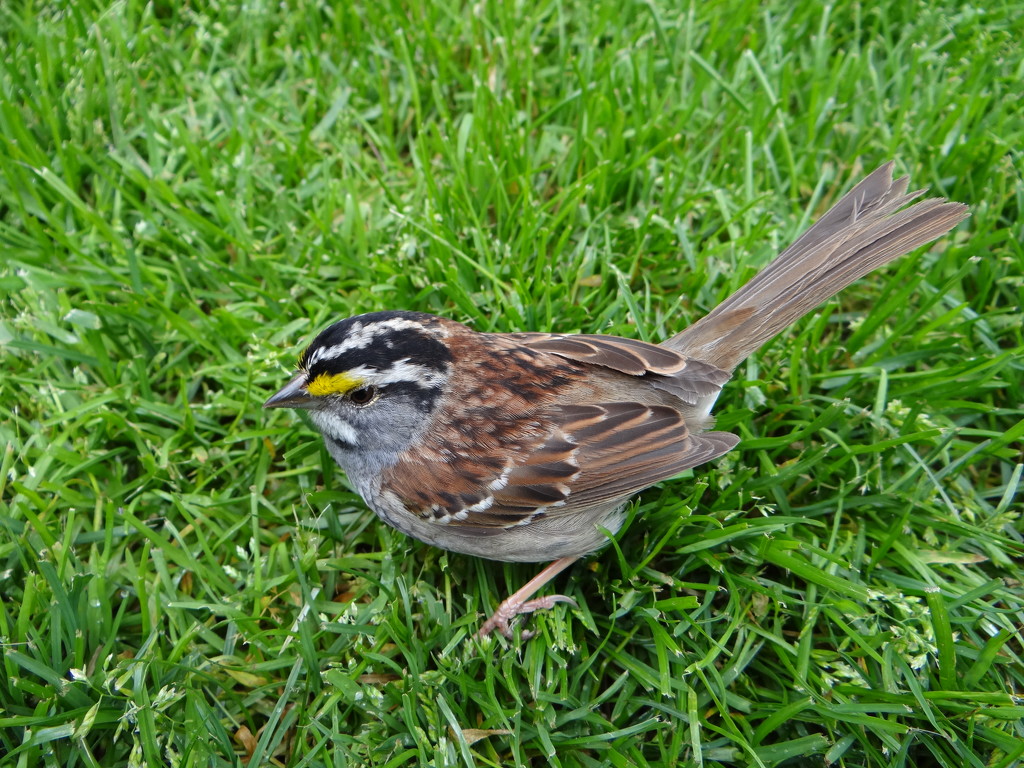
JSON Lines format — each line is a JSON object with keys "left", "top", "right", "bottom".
{"left": 1, "top": 0, "right": 1022, "bottom": 766}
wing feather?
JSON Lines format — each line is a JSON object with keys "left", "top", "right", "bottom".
{"left": 513, "top": 333, "right": 731, "bottom": 405}
{"left": 383, "top": 400, "right": 738, "bottom": 529}
{"left": 379, "top": 330, "right": 740, "bottom": 532}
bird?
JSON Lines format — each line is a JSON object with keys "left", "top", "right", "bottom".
{"left": 265, "top": 162, "right": 968, "bottom": 638}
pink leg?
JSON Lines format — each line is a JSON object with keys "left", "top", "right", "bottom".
{"left": 478, "top": 557, "right": 579, "bottom": 639}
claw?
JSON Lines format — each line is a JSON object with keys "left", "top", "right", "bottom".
{"left": 476, "top": 557, "right": 580, "bottom": 639}
{"left": 478, "top": 593, "right": 578, "bottom": 638}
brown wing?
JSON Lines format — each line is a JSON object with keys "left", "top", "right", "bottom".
{"left": 551, "top": 403, "right": 738, "bottom": 507}
{"left": 380, "top": 328, "right": 738, "bottom": 532}
{"left": 510, "top": 333, "right": 731, "bottom": 405}
{"left": 382, "top": 401, "right": 738, "bottom": 530}
{"left": 507, "top": 333, "right": 691, "bottom": 375}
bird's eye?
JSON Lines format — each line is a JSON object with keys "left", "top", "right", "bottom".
{"left": 349, "top": 386, "right": 377, "bottom": 406}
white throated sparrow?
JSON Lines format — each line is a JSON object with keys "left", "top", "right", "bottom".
{"left": 266, "top": 163, "right": 968, "bottom": 637}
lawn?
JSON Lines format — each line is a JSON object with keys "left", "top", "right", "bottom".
{"left": 1, "top": 1, "right": 1022, "bottom": 766}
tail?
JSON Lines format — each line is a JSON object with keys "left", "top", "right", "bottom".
{"left": 666, "top": 162, "right": 969, "bottom": 371}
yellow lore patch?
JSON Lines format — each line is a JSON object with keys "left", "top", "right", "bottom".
{"left": 306, "top": 371, "right": 364, "bottom": 397}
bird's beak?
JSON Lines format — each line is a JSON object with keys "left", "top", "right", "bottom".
{"left": 264, "top": 374, "right": 315, "bottom": 409}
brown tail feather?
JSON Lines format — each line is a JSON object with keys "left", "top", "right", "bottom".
{"left": 667, "top": 162, "right": 969, "bottom": 371}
